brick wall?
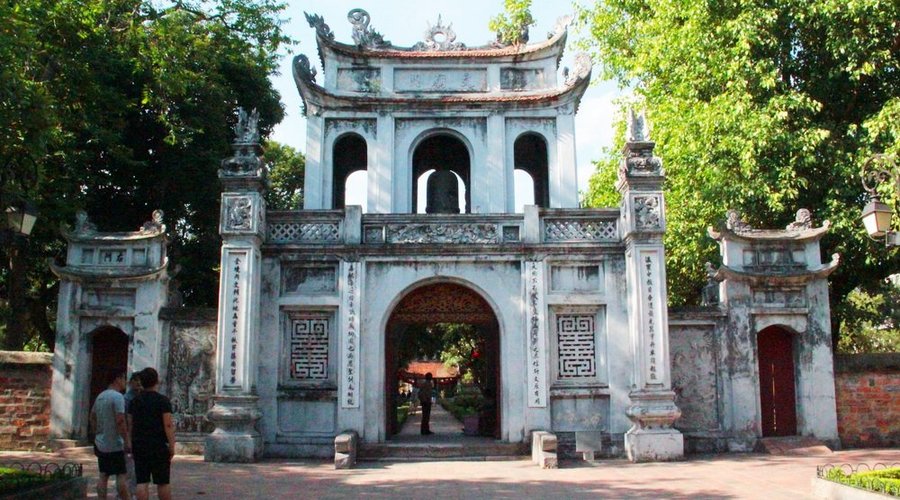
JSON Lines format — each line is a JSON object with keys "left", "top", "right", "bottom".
{"left": 835, "top": 353, "right": 900, "bottom": 448}
{"left": 0, "top": 351, "right": 53, "bottom": 451}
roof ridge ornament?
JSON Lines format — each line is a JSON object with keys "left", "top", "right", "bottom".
{"left": 73, "top": 210, "right": 96, "bottom": 235}
{"left": 786, "top": 208, "right": 812, "bottom": 231}
{"left": 347, "top": 8, "right": 390, "bottom": 49}
{"left": 413, "top": 15, "right": 466, "bottom": 51}
{"left": 304, "top": 12, "right": 334, "bottom": 41}
{"left": 220, "top": 107, "right": 265, "bottom": 178}
{"left": 725, "top": 209, "right": 752, "bottom": 232}
{"left": 140, "top": 210, "right": 165, "bottom": 234}
{"left": 565, "top": 53, "right": 592, "bottom": 86}
{"left": 549, "top": 15, "right": 573, "bottom": 39}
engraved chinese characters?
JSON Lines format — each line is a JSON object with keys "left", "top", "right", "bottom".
{"left": 224, "top": 252, "right": 246, "bottom": 387}
{"left": 525, "top": 261, "right": 548, "bottom": 407}
{"left": 340, "top": 261, "right": 361, "bottom": 408}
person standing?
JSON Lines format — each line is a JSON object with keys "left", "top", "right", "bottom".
{"left": 418, "top": 373, "right": 434, "bottom": 435}
{"left": 90, "top": 370, "right": 130, "bottom": 500}
{"left": 123, "top": 372, "right": 143, "bottom": 499}
{"left": 128, "top": 368, "right": 176, "bottom": 500}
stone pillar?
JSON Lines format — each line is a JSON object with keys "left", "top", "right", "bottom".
{"left": 206, "top": 109, "right": 266, "bottom": 462}
{"left": 616, "top": 110, "right": 683, "bottom": 461}
{"left": 554, "top": 109, "right": 579, "bottom": 208}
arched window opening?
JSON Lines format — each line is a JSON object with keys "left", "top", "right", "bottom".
{"left": 513, "top": 169, "right": 535, "bottom": 213}
{"left": 344, "top": 170, "right": 368, "bottom": 212}
{"left": 415, "top": 170, "right": 467, "bottom": 214}
{"left": 412, "top": 134, "right": 470, "bottom": 214}
{"left": 514, "top": 133, "right": 549, "bottom": 208}
{"left": 332, "top": 134, "right": 367, "bottom": 209}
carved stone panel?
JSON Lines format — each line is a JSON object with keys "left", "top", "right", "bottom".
{"left": 500, "top": 68, "right": 545, "bottom": 91}
{"left": 556, "top": 314, "right": 597, "bottom": 379}
{"left": 336, "top": 68, "right": 381, "bottom": 93}
{"left": 633, "top": 195, "right": 662, "bottom": 230}
{"left": 268, "top": 222, "right": 342, "bottom": 244}
{"left": 394, "top": 68, "right": 487, "bottom": 93}
{"left": 550, "top": 265, "right": 603, "bottom": 293}
{"left": 81, "top": 288, "right": 136, "bottom": 310}
{"left": 281, "top": 264, "right": 337, "bottom": 295}
{"left": 221, "top": 193, "right": 263, "bottom": 236}
{"left": 167, "top": 322, "right": 216, "bottom": 433}
{"left": 669, "top": 324, "right": 719, "bottom": 432}
{"left": 385, "top": 223, "right": 500, "bottom": 244}
{"left": 752, "top": 287, "right": 807, "bottom": 308}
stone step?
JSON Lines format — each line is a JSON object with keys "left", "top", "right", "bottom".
{"left": 359, "top": 441, "right": 528, "bottom": 461}
{"left": 757, "top": 436, "right": 833, "bottom": 456}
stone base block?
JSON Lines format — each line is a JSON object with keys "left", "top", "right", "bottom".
{"left": 204, "top": 431, "right": 262, "bottom": 463}
{"left": 531, "top": 431, "right": 558, "bottom": 469}
{"left": 334, "top": 431, "right": 358, "bottom": 469}
{"left": 625, "top": 428, "right": 684, "bottom": 462}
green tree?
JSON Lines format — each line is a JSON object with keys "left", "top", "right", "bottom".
{"left": 489, "top": 0, "right": 535, "bottom": 45}
{"left": 0, "top": 0, "right": 292, "bottom": 349}
{"left": 577, "top": 0, "right": 900, "bottom": 346}
{"left": 265, "top": 140, "right": 305, "bottom": 211}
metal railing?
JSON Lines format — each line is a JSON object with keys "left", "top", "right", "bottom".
{"left": 817, "top": 462, "right": 900, "bottom": 496}
{"left": 0, "top": 462, "right": 83, "bottom": 495}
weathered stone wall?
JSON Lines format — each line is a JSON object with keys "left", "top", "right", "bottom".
{"left": 160, "top": 307, "right": 217, "bottom": 452}
{"left": 835, "top": 353, "right": 900, "bottom": 448}
{"left": 0, "top": 351, "right": 53, "bottom": 451}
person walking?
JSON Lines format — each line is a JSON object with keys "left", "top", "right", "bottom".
{"left": 90, "top": 370, "right": 130, "bottom": 500}
{"left": 128, "top": 368, "right": 176, "bottom": 500}
{"left": 418, "top": 373, "right": 434, "bottom": 435}
{"left": 123, "top": 372, "right": 143, "bottom": 499}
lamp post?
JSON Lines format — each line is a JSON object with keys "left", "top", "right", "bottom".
{"left": 1, "top": 193, "right": 39, "bottom": 350}
{"left": 1, "top": 198, "right": 39, "bottom": 242}
{"left": 861, "top": 154, "right": 900, "bottom": 247}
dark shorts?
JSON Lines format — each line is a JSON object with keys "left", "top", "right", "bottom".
{"left": 134, "top": 453, "right": 171, "bottom": 485}
{"left": 94, "top": 445, "right": 127, "bottom": 476}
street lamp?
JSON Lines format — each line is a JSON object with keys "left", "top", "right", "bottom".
{"left": 0, "top": 195, "right": 38, "bottom": 240}
{"left": 861, "top": 154, "right": 900, "bottom": 247}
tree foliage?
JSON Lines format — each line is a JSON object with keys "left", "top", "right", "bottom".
{"left": 489, "top": 0, "right": 535, "bottom": 45}
{"left": 0, "top": 0, "right": 293, "bottom": 349}
{"left": 264, "top": 140, "right": 305, "bottom": 211}
{"left": 577, "top": 0, "right": 900, "bottom": 344}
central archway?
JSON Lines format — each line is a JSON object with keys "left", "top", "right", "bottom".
{"left": 384, "top": 282, "right": 500, "bottom": 439}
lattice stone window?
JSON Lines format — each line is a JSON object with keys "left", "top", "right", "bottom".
{"left": 284, "top": 311, "right": 332, "bottom": 382}
{"left": 556, "top": 314, "right": 596, "bottom": 378}
{"left": 551, "top": 306, "right": 607, "bottom": 386}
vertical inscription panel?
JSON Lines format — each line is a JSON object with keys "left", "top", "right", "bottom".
{"left": 340, "top": 261, "right": 362, "bottom": 409}
{"left": 220, "top": 249, "right": 249, "bottom": 390}
{"left": 525, "top": 261, "right": 548, "bottom": 408}
{"left": 638, "top": 249, "right": 667, "bottom": 386}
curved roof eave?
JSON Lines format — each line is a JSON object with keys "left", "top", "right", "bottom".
{"left": 315, "top": 28, "right": 568, "bottom": 69}
{"left": 293, "top": 66, "right": 591, "bottom": 117}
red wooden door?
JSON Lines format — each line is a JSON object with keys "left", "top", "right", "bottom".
{"left": 757, "top": 327, "right": 797, "bottom": 437}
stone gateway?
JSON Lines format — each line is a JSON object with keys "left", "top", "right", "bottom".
{"left": 48, "top": 10, "right": 840, "bottom": 463}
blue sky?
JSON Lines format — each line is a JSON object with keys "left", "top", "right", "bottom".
{"left": 269, "top": 1, "right": 622, "bottom": 206}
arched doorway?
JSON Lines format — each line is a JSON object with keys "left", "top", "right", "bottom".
{"left": 412, "top": 134, "right": 471, "bottom": 214}
{"left": 88, "top": 326, "right": 129, "bottom": 430}
{"left": 384, "top": 282, "right": 500, "bottom": 439}
{"left": 333, "top": 133, "right": 367, "bottom": 209}
{"left": 514, "top": 133, "right": 549, "bottom": 208}
{"left": 757, "top": 326, "right": 797, "bottom": 437}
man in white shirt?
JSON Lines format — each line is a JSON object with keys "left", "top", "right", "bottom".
{"left": 91, "top": 370, "right": 131, "bottom": 499}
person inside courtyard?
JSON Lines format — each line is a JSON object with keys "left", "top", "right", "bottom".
{"left": 123, "top": 372, "right": 143, "bottom": 498}
{"left": 90, "top": 370, "right": 130, "bottom": 500}
{"left": 128, "top": 367, "right": 176, "bottom": 500}
{"left": 418, "top": 373, "right": 434, "bottom": 435}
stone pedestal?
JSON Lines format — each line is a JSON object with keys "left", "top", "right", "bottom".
{"left": 205, "top": 395, "right": 263, "bottom": 462}
{"left": 624, "top": 390, "right": 683, "bottom": 461}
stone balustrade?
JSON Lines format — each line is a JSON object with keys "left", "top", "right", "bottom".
{"left": 265, "top": 208, "right": 620, "bottom": 246}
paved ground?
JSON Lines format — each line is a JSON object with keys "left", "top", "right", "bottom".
{"left": 3, "top": 447, "right": 898, "bottom": 499}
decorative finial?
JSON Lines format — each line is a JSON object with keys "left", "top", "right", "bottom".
{"left": 565, "top": 53, "right": 592, "bottom": 86}
{"left": 785, "top": 208, "right": 813, "bottom": 231}
{"left": 141, "top": 210, "right": 165, "bottom": 233}
{"left": 414, "top": 15, "right": 465, "bottom": 51}
{"left": 304, "top": 12, "right": 334, "bottom": 40}
{"left": 347, "top": 9, "right": 390, "bottom": 48}
{"left": 73, "top": 210, "right": 96, "bottom": 234}
{"left": 627, "top": 108, "right": 650, "bottom": 142}
{"left": 233, "top": 108, "right": 259, "bottom": 145}
{"left": 548, "top": 15, "right": 572, "bottom": 39}
{"left": 725, "top": 209, "right": 751, "bottom": 231}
